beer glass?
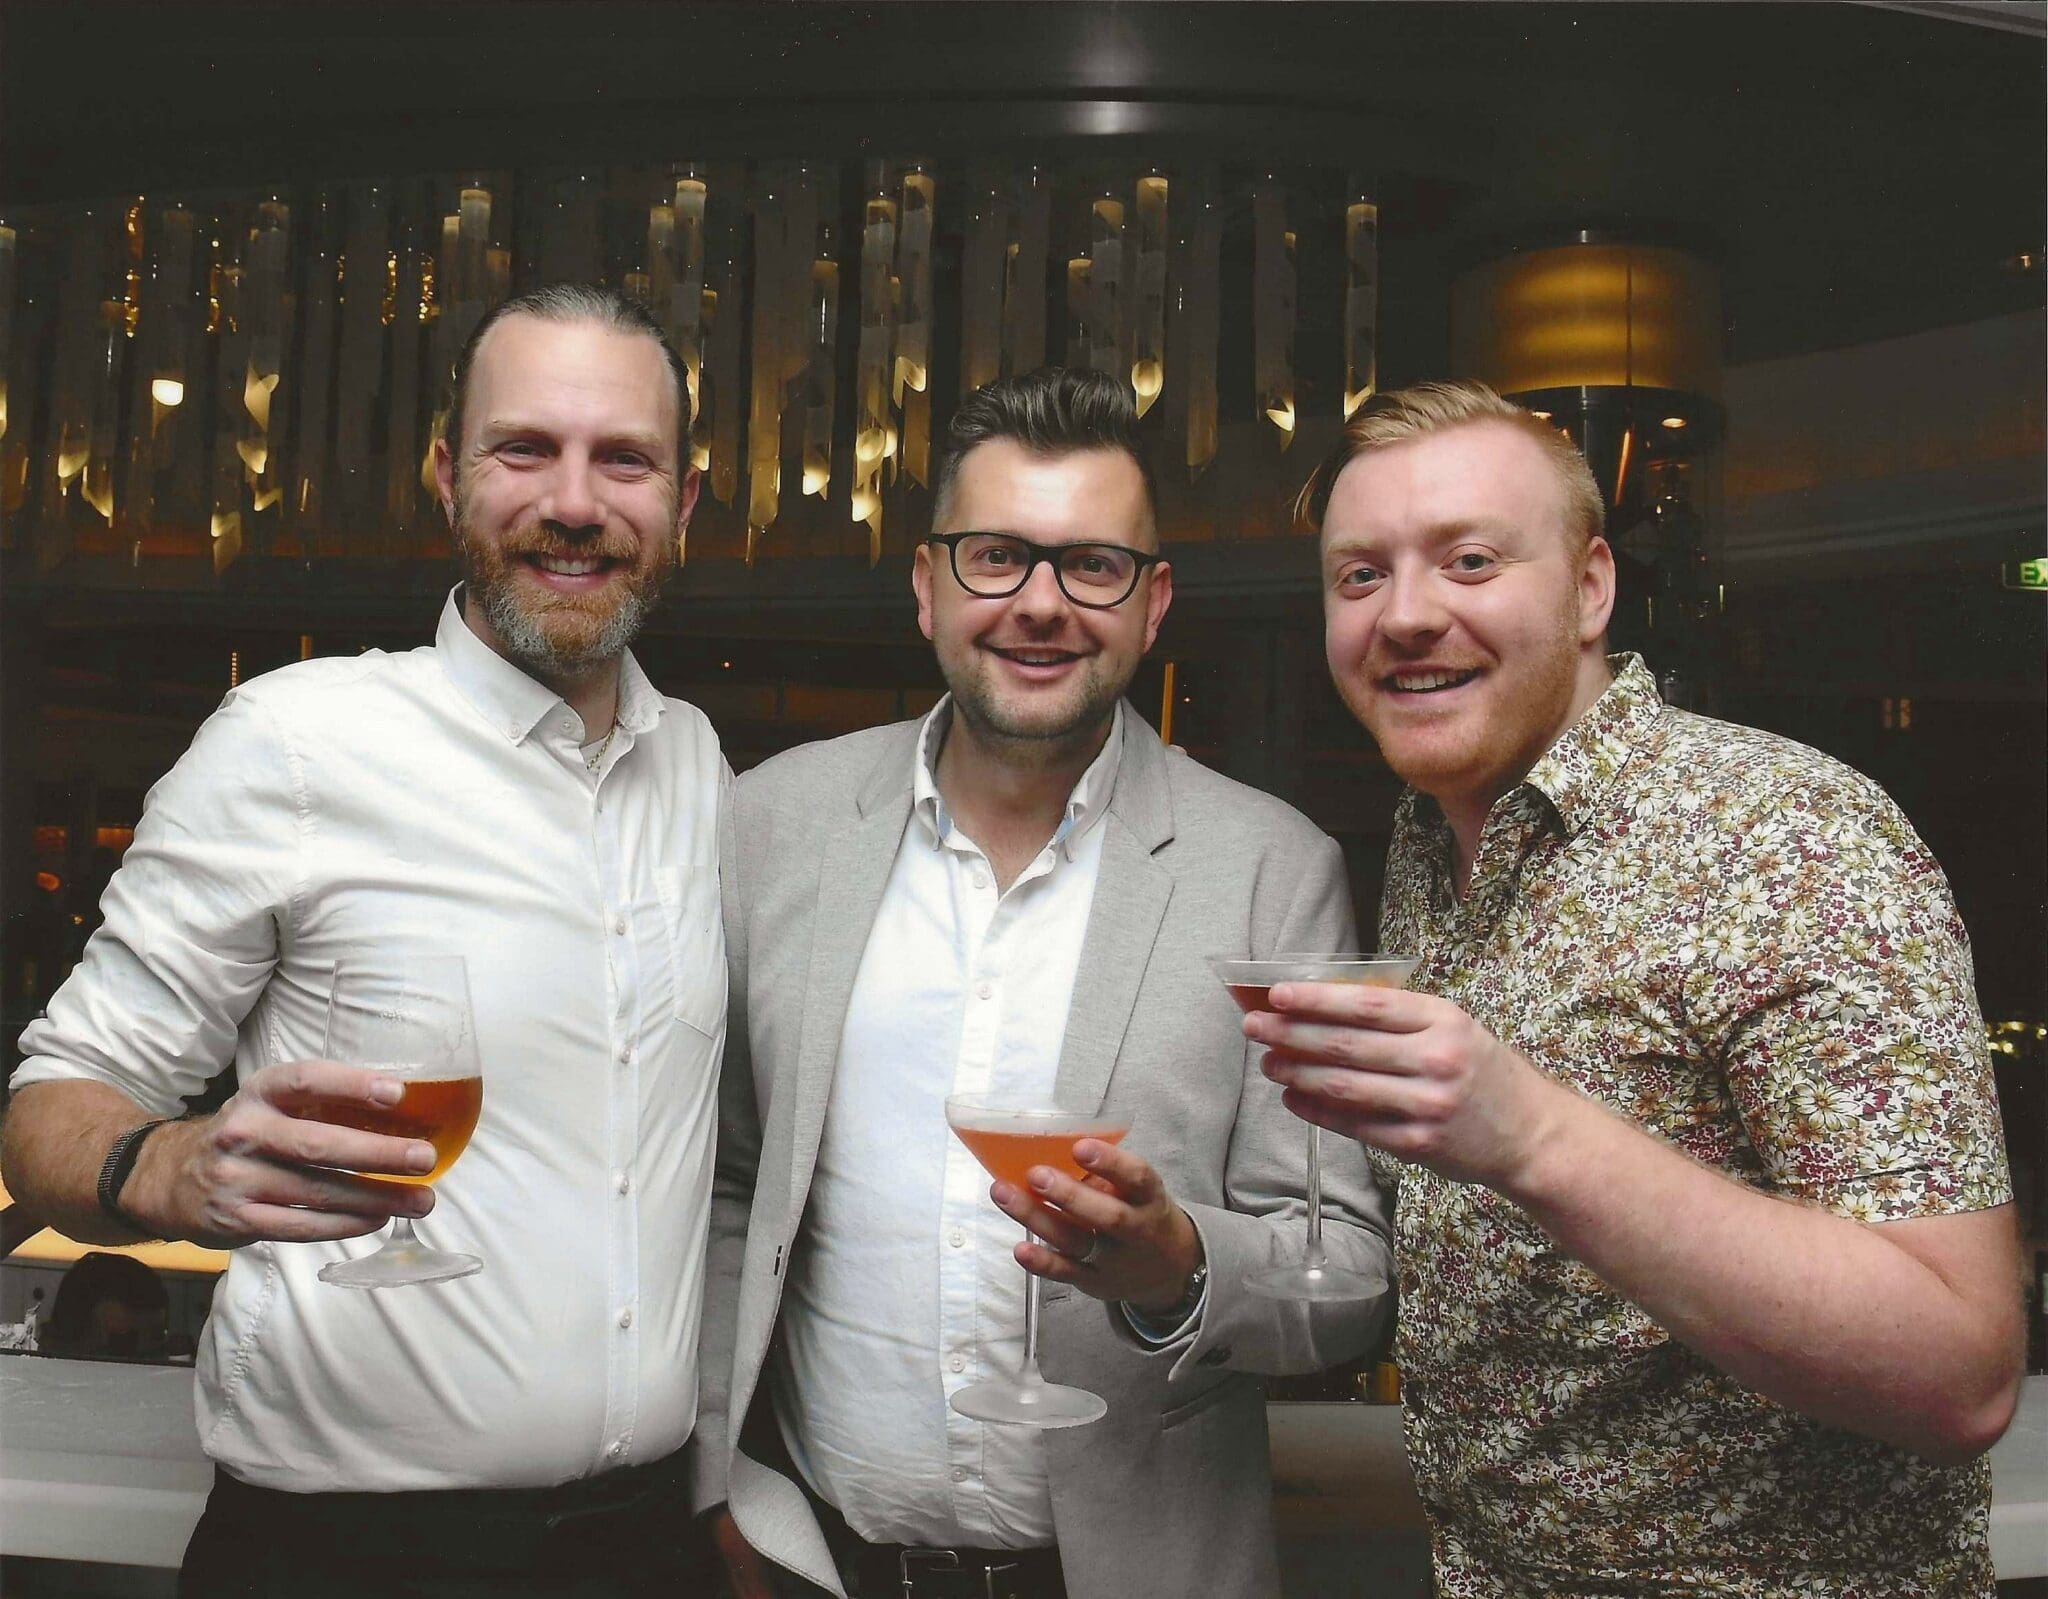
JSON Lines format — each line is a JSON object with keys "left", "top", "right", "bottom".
{"left": 1208, "top": 954, "right": 1417, "bottom": 1301}
{"left": 946, "top": 1093, "right": 1130, "bottom": 1428}
{"left": 317, "top": 955, "right": 484, "bottom": 1288}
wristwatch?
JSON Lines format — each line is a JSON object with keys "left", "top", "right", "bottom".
{"left": 1161, "top": 1256, "right": 1209, "bottom": 1325}
{"left": 95, "top": 1119, "right": 173, "bottom": 1235}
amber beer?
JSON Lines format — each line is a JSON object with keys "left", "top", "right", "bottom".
{"left": 323, "top": 1074, "right": 482, "bottom": 1185}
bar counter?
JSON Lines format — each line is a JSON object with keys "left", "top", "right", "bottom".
{"left": 3, "top": 1356, "right": 2042, "bottom": 1589}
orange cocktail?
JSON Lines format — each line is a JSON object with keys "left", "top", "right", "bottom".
{"left": 952, "top": 1123, "right": 1128, "bottom": 1194}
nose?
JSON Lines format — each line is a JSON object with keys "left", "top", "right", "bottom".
{"left": 1377, "top": 567, "right": 1449, "bottom": 647}
{"left": 1007, "top": 551, "right": 1074, "bottom": 624}
{"left": 538, "top": 450, "right": 605, "bottom": 535}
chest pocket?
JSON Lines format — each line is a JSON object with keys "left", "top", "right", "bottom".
{"left": 655, "top": 863, "right": 726, "bottom": 1039}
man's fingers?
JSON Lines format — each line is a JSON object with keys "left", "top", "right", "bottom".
{"left": 215, "top": 1092, "right": 435, "bottom": 1178}
{"left": 1262, "top": 981, "right": 1433, "bottom": 1030}
{"left": 1020, "top": 1167, "right": 1128, "bottom": 1233}
{"left": 1263, "top": 1053, "right": 1447, "bottom": 1114}
{"left": 1071, "top": 1139, "right": 1160, "bottom": 1203}
{"left": 990, "top": 1181, "right": 1104, "bottom": 1255}
{"left": 196, "top": 1198, "right": 414, "bottom": 1248}
{"left": 1249, "top": 1016, "right": 1429, "bottom": 1074}
{"left": 250, "top": 1058, "right": 405, "bottom": 1112}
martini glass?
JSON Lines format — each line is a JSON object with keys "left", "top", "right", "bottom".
{"left": 317, "top": 956, "right": 485, "bottom": 1288}
{"left": 945, "top": 1093, "right": 1132, "bottom": 1428}
{"left": 1207, "top": 954, "right": 1418, "bottom": 1302}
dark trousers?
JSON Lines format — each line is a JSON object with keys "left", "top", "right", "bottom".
{"left": 178, "top": 1454, "right": 708, "bottom": 1599}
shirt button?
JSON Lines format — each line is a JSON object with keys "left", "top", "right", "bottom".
{"left": 613, "top": 915, "right": 628, "bottom": 937}
{"left": 949, "top": 1355, "right": 965, "bottom": 1373}
{"left": 976, "top": 981, "right": 993, "bottom": 1001}
{"left": 608, "top": 1440, "right": 625, "bottom": 1459}
{"left": 618, "top": 1046, "right": 633, "bottom": 1067}
{"left": 617, "top": 1308, "right": 634, "bottom": 1330}
{"left": 948, "top": 1229, "right": 966, "bottom": 1248}
{"left": 972, "top": 871, "right": 988, "bottom": 890}
{"left": 615, "top": 1173, "right": 632, "bottom": 1196}
{"left": 950, "top": 1467, "right": 968, "bottom": 1483}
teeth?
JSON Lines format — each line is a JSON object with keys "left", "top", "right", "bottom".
{"left": 1391, "top": 670, "right": 1471, "bottom": 692}
{"left": 534, "top": 555, "right": 603, "bottom": 576}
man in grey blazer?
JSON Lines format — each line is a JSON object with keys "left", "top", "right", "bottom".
{"left": 694, "top": 369, "right": 1391, "bottom": 1599}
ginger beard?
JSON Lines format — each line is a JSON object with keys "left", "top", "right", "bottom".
{"left": 451, "top": 473, "right": 673, "bottom": 686}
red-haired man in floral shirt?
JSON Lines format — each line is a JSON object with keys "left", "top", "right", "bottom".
{"left": 1257, "top": 379, "right": 2023, "bottom": 1597}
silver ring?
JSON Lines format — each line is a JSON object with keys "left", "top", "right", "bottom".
{"left": 1074, "top": 1234, "right": 1104, "bottom": 1267}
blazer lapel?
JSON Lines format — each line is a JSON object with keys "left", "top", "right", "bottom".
{"left": 784, "top": 728, "right": 917, "bottom": 1219}
{"left": 1053, "top": 712, "right": 1177, "bottom": 1113}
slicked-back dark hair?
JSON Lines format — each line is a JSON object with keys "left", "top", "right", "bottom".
{"left": 933, "top": 367, "right": 1159, "bottom": 534}
{"left": 442, "top": 283, "right": 692, "bottom": 473}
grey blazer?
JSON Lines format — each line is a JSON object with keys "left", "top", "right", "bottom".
{"left": 691, "top": 709, "right": 1393, "bottom": 1599}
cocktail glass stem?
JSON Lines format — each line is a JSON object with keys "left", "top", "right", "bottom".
{"left": 1019, "top": 1232, "right": 1048, "bottom": 1393}
{"left": 1302, "top": 1128, "right": 1329, "bottom": 1273}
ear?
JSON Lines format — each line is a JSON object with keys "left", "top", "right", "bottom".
{"left": 1140, "top": 560, "right": 1174, "bottom": 654}
{"left": 1578, "top": 535, "right": 1616, "bottom": 646}
{"left": 432, "top": 436, "right": 457, "bottom": 527}
{"left": 911, "top": 542, "right": 937, "bottom": 642}
{"left": 674, "top": 465, "right": 702, "bottom": 544}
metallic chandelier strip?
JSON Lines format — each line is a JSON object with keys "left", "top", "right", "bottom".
{"left": 0, "top": 160, "right": 1385, "bottom": 571}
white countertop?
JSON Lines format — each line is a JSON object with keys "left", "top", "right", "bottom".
{"left": 3, "top": 1356, "right": 2043, "bottom": 1578}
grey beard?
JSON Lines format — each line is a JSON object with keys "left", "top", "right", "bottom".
{"left": 473, "top": 577, "right": 654, "bottom": 684}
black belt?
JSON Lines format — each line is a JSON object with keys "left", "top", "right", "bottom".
{"left": 810, "top": 1493, "right": 1067, "bottom": 1599}
{"left": 204, "top": 1449, "right": 689, "bottom": 1572}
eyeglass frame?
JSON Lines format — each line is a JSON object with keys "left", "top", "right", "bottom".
{"left": 925, "top": 531, "right": 1166, "bottom": 610}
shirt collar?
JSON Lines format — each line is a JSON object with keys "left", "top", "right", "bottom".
{"left": 434, "top": 586, "right": 663, "bottom": 745}
{"left": 1521, "top": 652, "right": 1662, "bottom": 836}
{"left": 912, "top": 697, "right": 1125, "bottom": 859}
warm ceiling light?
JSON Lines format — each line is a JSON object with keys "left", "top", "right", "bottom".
{"left": 151, "top": 377, "right": 185, "bottom": 407}
{"left": 1531, "top": 410, "right": 1553, "bottom": 421}
{"left": 1660, "top": 416, "right": 1687, "bottom": 430}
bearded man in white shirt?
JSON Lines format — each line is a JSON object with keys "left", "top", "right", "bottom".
{"left": 2, "top": 285, "right": 728, "bottom": 1598}
{"left": 697, "top": 368, "right": 1393, "bottom": 1599}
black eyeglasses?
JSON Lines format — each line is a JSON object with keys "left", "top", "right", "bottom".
{"left": 927, "top": 532, "right": 1164, "bottom": 610}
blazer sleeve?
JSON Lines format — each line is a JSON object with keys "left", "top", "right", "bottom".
{"left": 1152, "top": 830, "right": 1396, "bottom": 1380}
{"left": 689, "top": 760, "right": 756, "bottom": 1515}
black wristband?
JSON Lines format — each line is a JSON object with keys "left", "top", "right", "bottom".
{"left": 95, "top": 1119, "right": 173, "bottom": 1235}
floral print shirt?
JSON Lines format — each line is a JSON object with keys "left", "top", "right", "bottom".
{"left": 1379, "top": 655, "right": 2011, "bottom": 1598}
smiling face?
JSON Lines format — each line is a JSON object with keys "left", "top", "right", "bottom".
{"left": 912, "top": 439, "right": 1171, "bottom": 757}
{"left": 433, "top": 313, "right": 698, "bottom": 692}
{"left": 1320, "top": 419, "right": 1615, "bottom": 840}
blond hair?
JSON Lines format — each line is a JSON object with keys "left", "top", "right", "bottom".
{"left": 1293, "top": 380, "right": 1604, "bottom": 552}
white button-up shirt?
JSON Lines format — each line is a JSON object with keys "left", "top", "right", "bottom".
{"left": 774, "top": 702, "right": 1121, "bottom": 1548}
{"left": 12, "top": 594, "right": 726, "bottom": 1492}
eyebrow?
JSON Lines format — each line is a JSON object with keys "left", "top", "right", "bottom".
{"left": 1325, "top": 517, "right": 1514, "bottom": 556}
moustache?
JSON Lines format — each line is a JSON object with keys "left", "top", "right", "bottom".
{"left": 489, "top": 524, "right": 641, "bottom": 567}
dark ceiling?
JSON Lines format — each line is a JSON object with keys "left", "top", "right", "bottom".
{"left": 2, "top": 1, "right": 2042, "bottom": 372}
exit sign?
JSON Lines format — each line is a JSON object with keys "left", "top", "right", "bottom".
{"left": 2003, "top": 558, "right": 2048, "bottom": 591}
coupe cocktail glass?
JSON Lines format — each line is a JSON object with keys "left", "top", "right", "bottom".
{"left": 1207, "top": 954, "right": 1418, "bottom": 1302}
{"left": 945, "top": 1093, "right": 1131, "bottom": 1427}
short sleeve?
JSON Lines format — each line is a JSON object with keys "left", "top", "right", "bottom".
{"left": 1684, "top": 773, "right": 2010, "bottom": 1222}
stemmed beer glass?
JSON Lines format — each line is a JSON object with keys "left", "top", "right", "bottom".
{"left": 317, "top": 955, "right": 485, "bottom": 1289}
{"left": 1207, "top": 954, "right": 1418, "bottom": 1301}
{"left": 945, "top": 1093, "right": 1131, "bottom": 1428}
